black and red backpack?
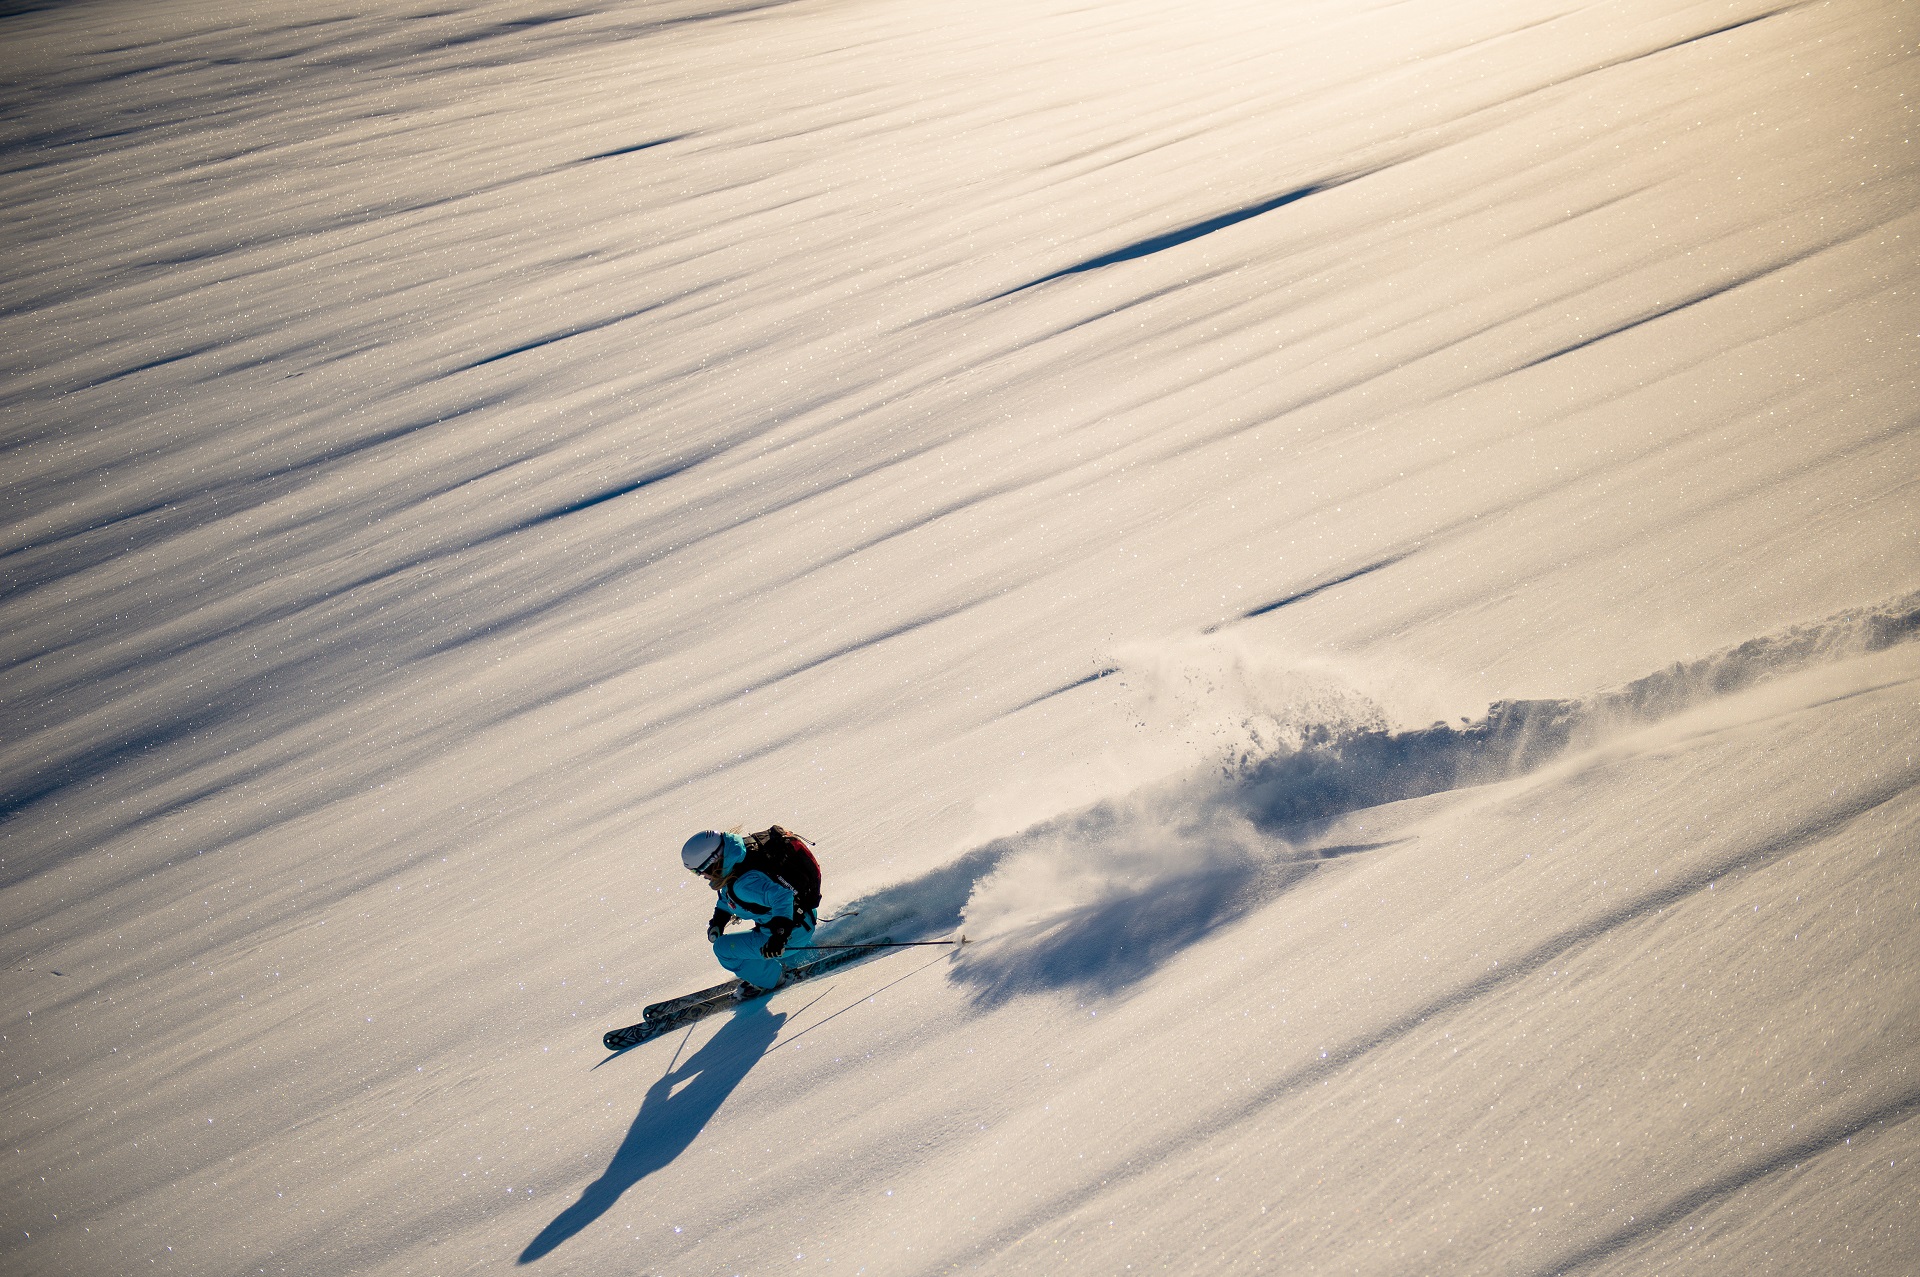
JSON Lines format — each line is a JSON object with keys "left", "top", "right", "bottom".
{"left": 739, "top": 825, "right": 822, "bottom": 916}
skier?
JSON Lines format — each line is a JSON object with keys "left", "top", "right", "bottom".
{"left": 680, "top": 826, "right": 821, "bottom": 999}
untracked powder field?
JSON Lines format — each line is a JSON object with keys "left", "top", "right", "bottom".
{"left": 2, "top": 0, "right": 1917, "bottom": 1273}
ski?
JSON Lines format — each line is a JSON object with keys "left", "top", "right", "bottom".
{"left": 602, "top": 939, "right": 892, "bottom": 1053}
{"left": 643, "top": 978, "right": 738, "bottom": 1022}
{"left": 603, "top": 992, "right": 733, "bottom": 1051}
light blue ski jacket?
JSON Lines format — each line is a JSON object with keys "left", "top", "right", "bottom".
{"left": 711, "top": 831, "right": 797, "bottom": 924}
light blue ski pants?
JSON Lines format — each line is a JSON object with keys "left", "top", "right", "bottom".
{"left": 711, "top": 920, "right": 814, "bottom": 991}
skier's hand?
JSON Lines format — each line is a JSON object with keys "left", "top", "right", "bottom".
{"left": 760, "top": 917, "right": 794, "bottom": 958}
{"left": 706, "top": 909, "right": 729, "bottom": 942}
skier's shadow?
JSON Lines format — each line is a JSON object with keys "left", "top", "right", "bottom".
{"left": 518, "top": 1003, "right": 785, "bottom": 1264}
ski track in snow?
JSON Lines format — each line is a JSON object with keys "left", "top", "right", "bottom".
{"left": 2, "top": 0, "right": 1917, "bottom": 1272}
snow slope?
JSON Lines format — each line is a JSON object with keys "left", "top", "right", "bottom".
{"left": 2, "top": 0, "right": 1916, "bottom": 1272}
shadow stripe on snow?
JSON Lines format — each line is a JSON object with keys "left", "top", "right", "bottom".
{"left": 985, "top": 183, "right": 1340, "bottom": 301}
{"left": 974, "top": 5, "right": 1803, "bottom": 311}
{"left": 1204, "top": 554, "right": 1407, "bottom": 632}
{"left": 1530, "top": 1085, "right": 1920, "bottom": 1275}
{"left": 1516, "top": 216, "right": 1893, "bottom": 372}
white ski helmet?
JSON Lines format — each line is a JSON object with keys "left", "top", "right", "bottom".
{"left": 681, "top": 830, "right": 725, "bottom": 874}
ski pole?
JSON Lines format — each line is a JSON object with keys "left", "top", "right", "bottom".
{"left": 784, "top": 937, "right": 966, "bottom": 951}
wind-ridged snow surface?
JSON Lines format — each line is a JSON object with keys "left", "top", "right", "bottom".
{"left": 3, "top": 0, "right": 1917, "bottom": 1272}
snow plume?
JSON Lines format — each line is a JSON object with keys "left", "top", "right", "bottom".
{"left": 951, "top": 788, "right": 1315, "bottom": 1006}
{"left": 1101, "top": 631, "right": 1390, "bottom": 771}
{"left": 826, "top": 590, "right": 1920, "bottom": 1002}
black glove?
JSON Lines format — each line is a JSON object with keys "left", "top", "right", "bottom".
{"left": 706, "top": 909, "right": 729, "bottom": 942}
{"left": 760, "top": 916, "right": 794, "bottom": 958}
